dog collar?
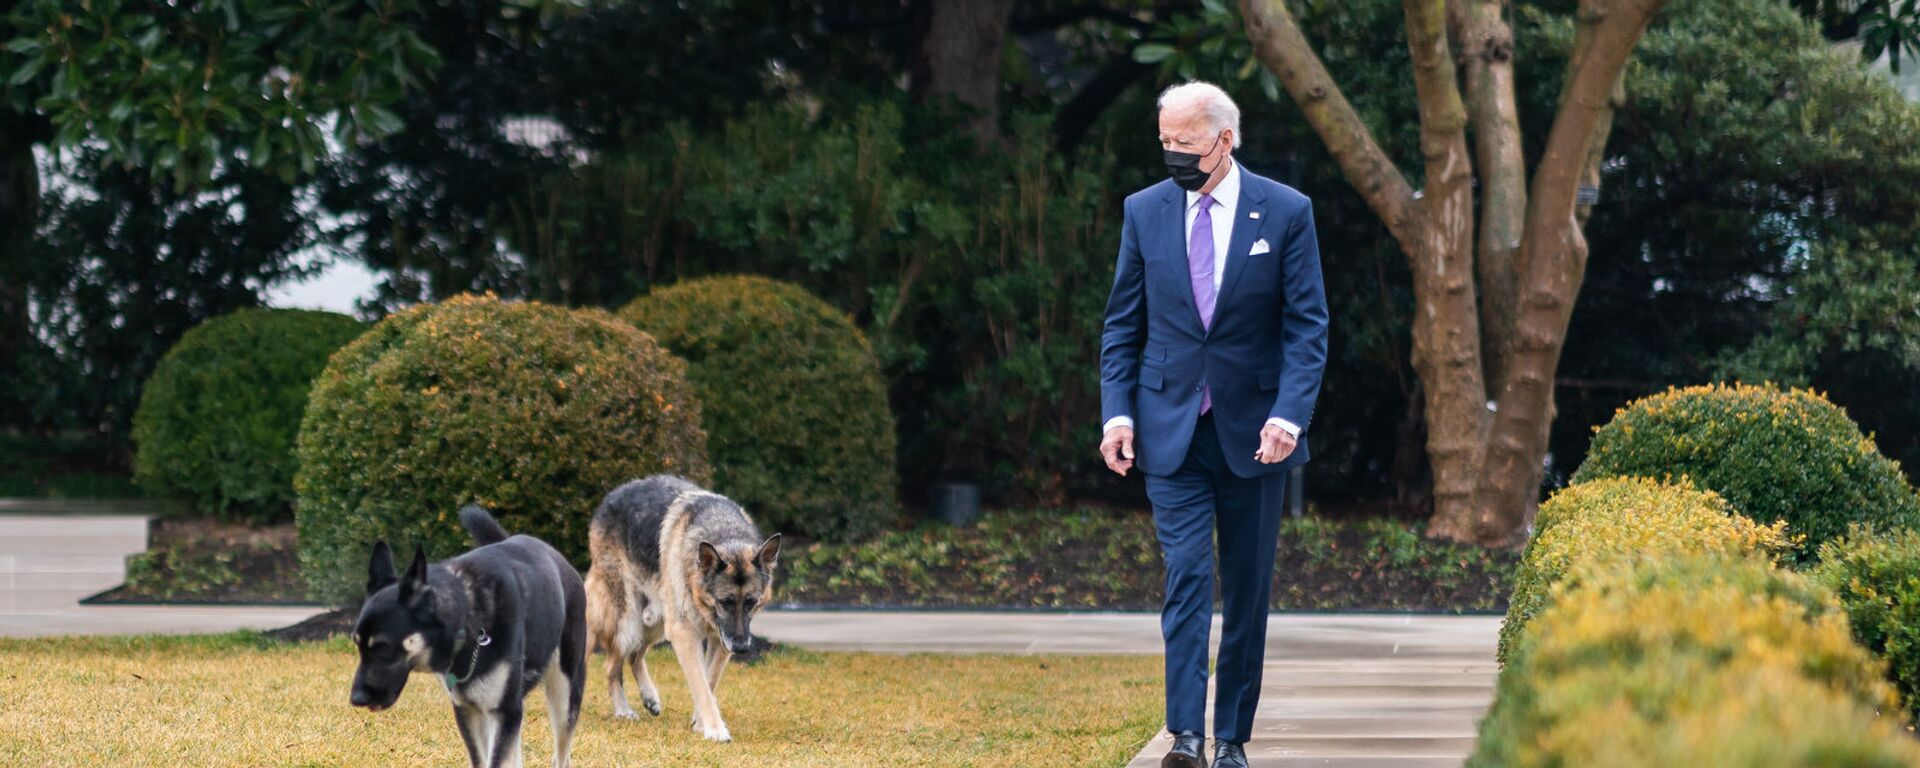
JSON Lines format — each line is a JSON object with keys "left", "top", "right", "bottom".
{"left": 442, "top": 627, "right": 491, "bottom": 690}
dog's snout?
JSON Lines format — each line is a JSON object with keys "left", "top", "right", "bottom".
{"left": 726, "top": 638, "right": 753, "bottom": 655}
{"left": 350, "top": 687, "right": 371, "bottom": 707}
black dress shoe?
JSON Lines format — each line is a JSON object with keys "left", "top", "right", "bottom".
{"left": 1162, "top": 730, "right": 1206, "bottom": 768}
{"left": 1213, "top": 741, "right": 1248, "bottom": 768}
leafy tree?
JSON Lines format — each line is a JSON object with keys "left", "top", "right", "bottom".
{"left": 1232, "top": 0, "right": 1676, "bottom": 545}
{"left": 0, "top": 0, "right": 440, "bottom": 431}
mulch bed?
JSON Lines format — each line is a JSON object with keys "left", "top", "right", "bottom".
{"left": 94, "top": 505, "right": 1518, "bottom": 643}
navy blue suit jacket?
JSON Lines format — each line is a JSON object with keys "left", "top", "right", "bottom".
{"left": 1099, "top": 168, "right": 1330, "bottom": 478}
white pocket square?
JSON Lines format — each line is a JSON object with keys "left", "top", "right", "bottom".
{"left": 1249, "top": 238, "right": 1271, "bottom": 255}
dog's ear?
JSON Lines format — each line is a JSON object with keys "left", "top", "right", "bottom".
{"left": 367, "top": 541, "right": 397, "bottom": 595}
{"left": 756, "top": 533, "right": 782, "bottom": 571}
{"left": 398, "top": 543, "right": 433, "bottom": 614}
{"left": 697, "top": 541, "right": 724, "bottom": 574}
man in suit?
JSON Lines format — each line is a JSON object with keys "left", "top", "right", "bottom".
{"left": 1098, "top": 81, "right": 1329, "bottom": 768}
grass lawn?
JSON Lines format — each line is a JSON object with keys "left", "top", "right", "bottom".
{"left": 0, "top": 633, "right": 1160, "bottom": 767}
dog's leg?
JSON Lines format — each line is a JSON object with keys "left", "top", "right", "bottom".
{"left": 632, "top": 617, "right": 665, "bottom": 717}
{"left": 543, "top": 654, "right": 576, "bottom": 768}
{"left": 667, "top": 622, "right": 730, "bottom": 742}
{"left": 605, "top": 645, "right": 638, "bottom": 719}
{"left": 487, "top": 703, "right": 525, "bottom": 768}
{"left": 453, "top": 704, "right": 489, "bottom": 768}
{"left": 702, "top": 637, "right": 732, "bottom": 696}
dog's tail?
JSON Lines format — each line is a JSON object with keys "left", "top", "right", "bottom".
{"left": 459, "top": 505, "right": 511, "bottom": 546}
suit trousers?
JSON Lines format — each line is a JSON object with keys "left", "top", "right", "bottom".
{"left": 1143, "top": 410, "right": 1287, "bottom": 744}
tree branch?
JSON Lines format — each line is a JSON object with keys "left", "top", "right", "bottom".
{"left": 1474, "top": 0, "right": 1668, "bottom": 542}
{"left": 1053, "top": 52, "right": 1154, "bottom": 153}
{"left": 1453, "top": 0, "right": 1528, "bottom": 390}
{"left": 1239, "top": 0, "right": 1421, "bottom": 249}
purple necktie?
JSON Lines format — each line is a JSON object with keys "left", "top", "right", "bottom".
{"left": 1189, "top": 193, "right": 1216, "bottom": 414}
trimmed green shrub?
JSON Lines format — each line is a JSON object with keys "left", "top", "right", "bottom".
{"left": 1472, "top": 557, "right": 1910, "bottom": 767}
{"left": 1812, "top": 525, "right": 1920, "bottom": 724}
{"left": 132, "top": 308, "right": 366, "bottom": 521}
{"left": 619, "top": 275, "right": 898, "bottom": 542}
{"left": 1498, "top": 476, "right": 1789, "bottom": 665}
{"left": 295, "top": 294, "right": 711, "bottom": 602}
{"left": 1574, "top": 382, "right": 1920, "bottom": 562}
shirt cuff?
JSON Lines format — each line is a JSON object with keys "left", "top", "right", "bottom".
{"left": 1266, "top": 417, "right": 1301, "bottom": 437}
{"left": 1103, "top": 415, "right": 1134, "bottom": 433}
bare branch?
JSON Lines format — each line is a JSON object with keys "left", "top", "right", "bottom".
{"left": 1239, "top": 0, "right": 1421, "bottom": 248}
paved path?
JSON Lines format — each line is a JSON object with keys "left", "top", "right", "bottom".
{"left": 0, "top": 504, "right": 322, "bottom": 638}
{"left": 755, "top": 610, "right": 1500, "bottom": 768}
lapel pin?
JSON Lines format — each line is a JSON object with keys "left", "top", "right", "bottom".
{"left": 1249, "top": 211, "right": 1261, "bottom": 219}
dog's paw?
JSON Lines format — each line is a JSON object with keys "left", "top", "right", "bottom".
{"left": 642, "top": 697, "right": 662, "bottom": 717}
{"left": 700, "top": 724, "right": 732, "bottom": 743}
{"left": 612, "top": 706, "right": 641, "bottom": 721}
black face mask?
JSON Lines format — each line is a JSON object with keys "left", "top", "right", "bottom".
{"left": 1164, "top": 133, "right": 1224, "bottom": 192}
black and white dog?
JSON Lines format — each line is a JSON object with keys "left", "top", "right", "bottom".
{"left": 349, "top": 506, "right": 587, "bottom": 768}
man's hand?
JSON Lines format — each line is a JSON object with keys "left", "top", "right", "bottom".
{"left": 1254, "top": 423, "right": 1296, "bottom": 464}
{"left": 1101, "top": 426, "right": 1136, "bottom": 476}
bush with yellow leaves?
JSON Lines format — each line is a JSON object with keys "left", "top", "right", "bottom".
{"left": 1471, "top": 557, "right": 1914, "bottom": 767}
{"left": 1497, "top": 476, "right": 1790, "bottom": 666}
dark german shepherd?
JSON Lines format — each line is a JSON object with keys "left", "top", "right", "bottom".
{"left": 349, "top": 506, "right": 587, "bottom": 768}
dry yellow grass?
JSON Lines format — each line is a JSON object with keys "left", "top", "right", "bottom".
{"left": 0, "top": 633, "right": 1160, "bottom": 767}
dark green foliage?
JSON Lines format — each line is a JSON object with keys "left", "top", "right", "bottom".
{"left": 1534, "top": 0, "right": 1920, "bottom": 481}
{"left": 15, "top": 147, "right": 323, "bottom": 444}
{"left": 620, "top": 275, "right": 899, "bottom": 542}
{"left": 1812, "top": 525, "right": 1920, "bottom": 724}
{"left": 3, "top": 0, "right": 437, "bottom": 186}
{"left": 132, "top": 309, "right": 365, "bottom": 521}
{"left": 294, "top": 294, "right": 711, "bottom": 603}
{"left": 1573, "top": 383, "right": 1920, "bottom": 562}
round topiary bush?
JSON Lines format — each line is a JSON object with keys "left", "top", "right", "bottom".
{"left": 618, "top": 275, "right": 897, "bottom": 542}
{"left": 295, "top": 294, "right": 711, "bottom": 602}
{"left": 1573, "top": 382, "right": 1920, "bottom": 563}
{"left": 132, "top": 308, "right": 366, "bottom": 522}
{"left": 1498, "top": 476, "right": 1788, "bottom": 666}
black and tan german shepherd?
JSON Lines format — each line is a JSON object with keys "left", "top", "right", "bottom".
{"left": 585, "top": 475, "right": 781, "bottom": 743}
{"left": 349, "top": 506, "right": 587, "bottom": 768}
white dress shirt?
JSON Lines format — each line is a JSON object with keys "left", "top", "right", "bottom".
{"left": 1105, "top": 157, "right": 1303, "bottom": 440}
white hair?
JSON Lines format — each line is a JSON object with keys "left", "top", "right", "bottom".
{"left": 1157, "top": 81, "right": 1242, "bottom": 149}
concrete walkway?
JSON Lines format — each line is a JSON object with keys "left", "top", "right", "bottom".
{"left": 754, "top": 610, "right": 1500, "bottom": 768}
{"left": 0, "top": 504, "right": 322, "bottom": 638}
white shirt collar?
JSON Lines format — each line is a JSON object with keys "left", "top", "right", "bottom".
{"left": 1187, "top": 156, "right": 1240, "bottom": 210}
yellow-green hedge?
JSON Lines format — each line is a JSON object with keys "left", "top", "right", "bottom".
{"left": 1497, "top": 476, "right": 1789, "bottom": 665}
{"left": 295, "top": 294, "right": 711, "bottom": 602}
{"left": 1470, "top": 557, "right": 1913, "bottom": 767}
{"left": 1574, "top": 382, "right": 1920, "bottom": 563}
{"left": 619, "top": 275, "right": 898, "bottom": 542}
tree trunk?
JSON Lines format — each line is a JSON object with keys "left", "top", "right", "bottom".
{"left": 914, "top": 0, "right": 1017, "bottom": 141}
{"left": 1242, "top": 0, "right": 1667, "bottom": 547}
{"left": 1472, "top": 0, "right": 1667, "bottom": 544}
